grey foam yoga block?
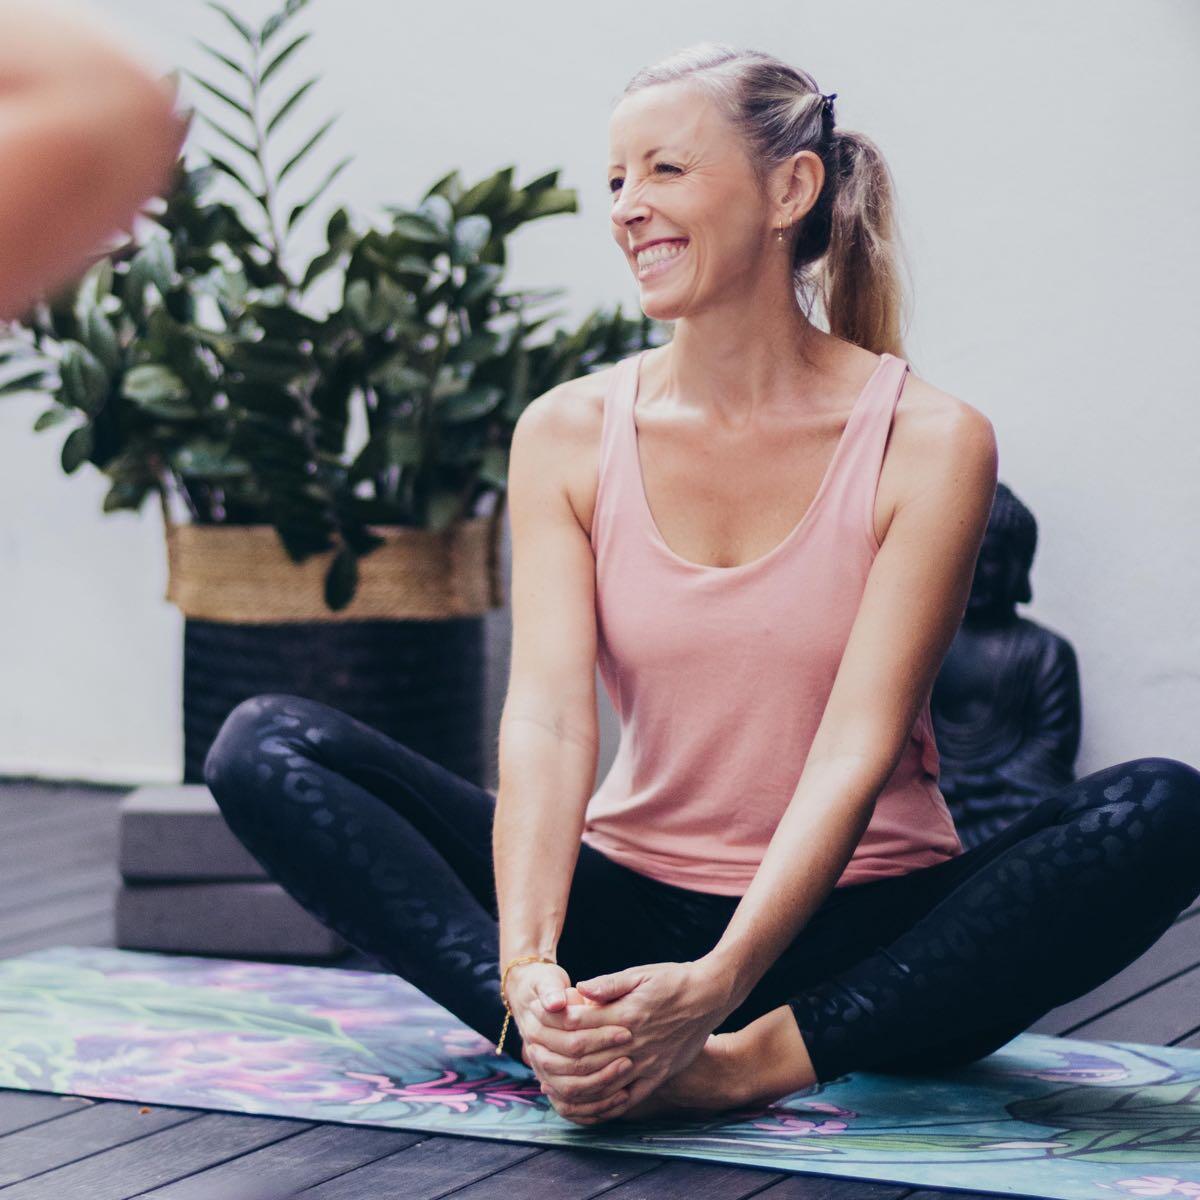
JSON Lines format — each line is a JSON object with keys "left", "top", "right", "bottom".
{"left": 115, "top": 880, "right": 349, "bottom": 958}
{"left": 119, "top": 784, "right": 269, "bottom": 881}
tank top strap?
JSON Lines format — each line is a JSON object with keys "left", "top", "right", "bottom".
{"left": 832, "top": 351, "right": 912, "bottom": 549}
{"left": 589, "top": 351, "right": 643, "bottom": 558}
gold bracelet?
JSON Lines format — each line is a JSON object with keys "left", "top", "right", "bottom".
{"left": 495, "top": 954, "right": 557, "bottom": 1056}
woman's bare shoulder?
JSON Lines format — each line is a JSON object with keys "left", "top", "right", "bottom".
{"left": 897, "top": 369, "right": 995, "bottom": 451}
{"left": 512, "top": 362, "right": 622, "bottom": 536}
{"left": 875, "top": 367, "right": 997, "bottom": 543}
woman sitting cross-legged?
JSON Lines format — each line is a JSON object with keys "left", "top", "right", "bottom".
{"left": 203, "top": 41, "right": 1200, "bottom": 1127}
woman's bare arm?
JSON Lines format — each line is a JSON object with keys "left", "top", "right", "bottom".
{"left": 697, "top": 395, "right": 999, "bottom": 1024}
{"left": 0, "top": 0, "right": 188, "bottom": 320}
{"left": 494, "top": 383, "right": 603, "bottom": 974}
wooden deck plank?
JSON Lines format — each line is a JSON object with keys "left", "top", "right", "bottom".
{"left": 296, "top": 1135, "right": 546, "bottom": 1198}
{"left": 0, "top": 883, "right": 119, "bottom": 943}
{"left": 0, "top": 829, "right": 119, "bottom": 877}
{"left": 0, "top": 828, "right": 119, "bottom": 879}
{"left": 581, "top": 1158, "right": 787, "bottom": 1199}
{"left": 0, "top": 840, "right": 121, "bottom": 892}
{"left": 0, "top": 860, "right": 120, "bottom": 912}
{"left": 412, "top": 1143, "right": 667, "bottom": 1199}
{"left": 0, "top": 1102, "right": 204, "bottom": 1188}
{"left": 904, "top": 1193, "right": 1008, "bottom": 1200}
{"left": 755, "top": 1177, "right": 910, "bottom": 1199}
{"left": 0, "top": 803, "right": 114, "bottom": 838}
{"left": 135, "top": 1124, "right": 429, "bottom": 1199}
{"left": 0, "top": 1091, "right": 96, "bottom": 1136}
{"left": 0, "top": 780, "right": 126, "bottom": 801}
{"left": 1065, "top": 963, "right": 1200, "bottom": 1045}
{"left": 0, "top": 1112, "right": 315, "bottom": 1199}
{"left": 0, "top": 909, "right": 115, "bottom": 958}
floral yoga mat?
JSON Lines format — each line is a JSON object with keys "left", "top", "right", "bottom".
{"left": 2, "top": 946, "right": 1199, "bottom": 1200}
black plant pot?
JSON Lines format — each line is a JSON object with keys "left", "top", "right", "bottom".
{"left": 182, "top": 615, "right": 488, "bottom": 788}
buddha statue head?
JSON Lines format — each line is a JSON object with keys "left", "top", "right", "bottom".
{"left": 966, "top": 481, "right": 1036, "bottom": 624}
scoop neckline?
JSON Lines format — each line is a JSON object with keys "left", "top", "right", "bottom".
{"left": 628, "top": 348, "right": 892, "bottom": 574}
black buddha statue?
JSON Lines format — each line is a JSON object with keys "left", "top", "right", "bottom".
{"left": 931, "top": 482, "right": 1082, "bottom": 851}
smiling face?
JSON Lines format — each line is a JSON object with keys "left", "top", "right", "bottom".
{"left": 607, "top": 78, "right": 819, "bottom": 321}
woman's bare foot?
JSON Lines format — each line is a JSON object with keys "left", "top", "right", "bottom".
{"left": 525, "top": 987, "right": 741, "bottom": 1123}
{"left": 606, "top": 1034, "right": 741, "bottom": 1123}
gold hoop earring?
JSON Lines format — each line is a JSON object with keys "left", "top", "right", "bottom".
{"left": 777, "top": 218, "right": 786, "bottom": 242}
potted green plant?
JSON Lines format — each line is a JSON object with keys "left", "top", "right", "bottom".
{"left": 0, "top": 0, "right": 664, "bottom": 785}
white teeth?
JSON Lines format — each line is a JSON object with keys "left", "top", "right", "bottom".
{"left": 636, "top": 240, "right": 688, "bottom": 269}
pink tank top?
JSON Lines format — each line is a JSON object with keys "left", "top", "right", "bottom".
{"left": 580, "top": 348, "right": 964, "bottom": 896}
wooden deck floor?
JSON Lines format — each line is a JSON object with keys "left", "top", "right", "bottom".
{"left": 2, "top": 780, "right": 1198, "bottom": 1200}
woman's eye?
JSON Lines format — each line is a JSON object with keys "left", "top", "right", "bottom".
{"left": 609, "top": 163, "right": 681, "bottom": 194}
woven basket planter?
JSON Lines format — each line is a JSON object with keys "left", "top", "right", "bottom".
{"left": 163, "top": 509, "right": 507, "bottom": 789}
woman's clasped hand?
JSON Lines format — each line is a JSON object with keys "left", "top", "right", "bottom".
{"left": 506, "top": 958, "right": 735, "bottom": 1125}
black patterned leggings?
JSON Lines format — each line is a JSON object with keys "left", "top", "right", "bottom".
{"left": 203, "top": 692, "right": 1200, "bottom": 1085}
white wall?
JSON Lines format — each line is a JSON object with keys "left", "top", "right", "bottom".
{"left": 2, "top": 0, "right": 1197, "bottom": 787}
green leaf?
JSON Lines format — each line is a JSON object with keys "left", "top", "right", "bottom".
{"left": 195, "top": 40, "right": 245, "bottom": 78}
{"left": 205, "top": 1, "right": 256, "bottom": 45}
{"left": 327, "top": 207, "right": 351, "bottom": 240}
{"left": 122, "top": 364, "right": 189, "bottom": 405}
{"left": 417, "top": 193, "right": 454, "bottom": 238}
{"left": 261, "top": 0, "right": 311, "bottom": 45}
{"left": 460, "top": 263, "right": 504, "bottom": 305}
{"left": 205, "top": 152, "right": 262, "bottom": 201}
{"left": 140, "top": 399, "right": 208, "bottom": 421}
{"left": 171, "top": 440, "right": 250, "bottom": 479}
{"left": 299, "top": 206, "right": 355, "bottom": 288}
{"left": 343, "top": 278, "right": 385, "bottom": 334}
{"left": 0, "top": 355, "right": 50, "bottom": 397}
{"left": 184, "top": 69, "right": 253, "bottom": 120}
{"left": 61, "top": 424, "right": 94, "bottom": 473}
{"left": 450, "top": 214, "right": 491, "bottom": 265}
{"left": 366, "top": 354, "right": 428, "bottom": 394}
{"left": 102, "top": 479, "right": 151, "bottom": 512}
{"left": 260, "top": 31, "right": 311, "bottom": 86}
{"left": 122, "top": 240, "right": 181, "bottom": 321}
{"left": 80, "top": 308, "right": 121, "bottom": 375}
{"left": 198, "top": 265, "right": 247, "bottom": 316}
{"left": 437, "top": 384, "right": 504, "bottom": 424}
{"left": 457, "top": 167, "right": 513, "bottom": 216}
{"left": 75, "top": 258, "right": 114, "bottom": 311}
{"left": 449, "top": 330, "right": 502, "bottom": 365}
{"left": 522, "top": 168, "right": 562, "bottom": 194}
{"left": 388, "top": 210, "right": 445, "bottom": 244}
{"left": 33, "top": 406, "right": 72, "bottom": 431}
{"left": 521, "top": 186, "right": 578, "bottom": 221}
{"left": 286, "top": 155, "right": 351, "bottom": 233}
{"left": 198, "top": 111, "right": 257, "bottom": 160}
{"left": 150, "top": 240, "right": 179, "bottom": 293}
{"left": 59, "top": 342, "right": 108, "bottom": 414}
{"left": 421, "top": 168, "right": 463, "bottom": 208}
{"left": 248, "top": 303, "right": 323, "bottom": 342}
{"left": 265, "top": 76, "right": 317, "bottom": 138}
{"left": 276, "top": 115, "right": 336, "bottom": 185}
{"left": 300, "top": 245, "right": 341, "bottom": 291}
